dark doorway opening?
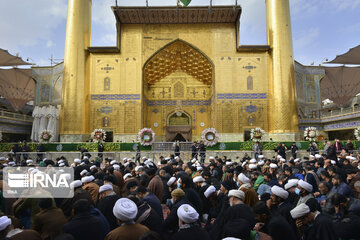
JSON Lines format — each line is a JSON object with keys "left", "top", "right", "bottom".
{"left": 105, "top": 131, "right": 113, "bottom": 142}
{"left": 172, "top": 133, "right": 186, "bottom": 142}
{"left": 244, "top": 130, "right": 251, "bottom": 141}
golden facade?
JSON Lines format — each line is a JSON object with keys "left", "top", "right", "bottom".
{"left": 60, "top": 1, "right": 299, "bottom": 142}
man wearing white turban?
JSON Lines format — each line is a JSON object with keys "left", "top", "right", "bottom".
{"left": 105, "top": 198, "right": 149, "bottom": 240}
{"left": 295, "top": 180, "right": 319, "bottom": 210}
{"left": 170, "top": 204, "right": 211, "bottom": 240}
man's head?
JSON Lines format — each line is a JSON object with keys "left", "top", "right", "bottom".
{"left": 72, "top": 199, "right": 91, "bottom": 217}
{"left": 318, "top": 181, "right": 331, "bottom": 195}
{"left": 290, "top": 203, "right": 314, "bottom": 229}
{"left": 253, "top": 201, "right": 270, "bottom": 223}
{"left": 228, "top": 189, "right": 245, "bottom": 206}
{"left": 171, "top": 188, "right": 185, "bottom": 204}
{"left": 136, "top": 185, "right": 148, "bottom": 199}
{"left": 113, "top": 198, "right": 138, "bottom": 224}
{"left": 0, "top": 216, "right": 11, "bottom": 238}
{"left": 39, "top": 198, "right": 53, "bottom": 211}
{"left": 270, "top": 186, "right": 288, "bottom": 205}
{"left": 296, "top": 180, "right": 313, "bottom": 196}
{"left": 332, "top": 174, "right": 342, "bottom": 187}
{"left": 99, "top": 184, "right": 114, "bottom": 200}
{"left": 177, "top": 204, "right": 199, "bottom": 227}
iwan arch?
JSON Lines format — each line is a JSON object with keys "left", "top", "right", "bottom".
{"left": 60, "top": 1, "right": 299, "bottom": 142}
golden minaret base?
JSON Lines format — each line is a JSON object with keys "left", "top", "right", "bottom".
{"left": 60, "top": 0, "right": 91, "bottom": 142}
{"left": 266, "top": 0, "right": 299, "bottom": 141}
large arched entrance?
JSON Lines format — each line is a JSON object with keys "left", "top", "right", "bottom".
{"left": 143, "top": 39, "right": 214, "bottom": 141}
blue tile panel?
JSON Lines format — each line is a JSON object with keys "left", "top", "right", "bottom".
{"left": 146, "top": 100, "right": 211, "bottom": 106}
{"left": 91, "top": 94, "right": 141, "bottom": 100}
{"left": 217, "top": 93, "right": 267, "bottom": 99}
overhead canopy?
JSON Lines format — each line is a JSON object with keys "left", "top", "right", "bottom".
{"left": 320, "top": 66, "right": 360, "bottom": 107}
{"left": 0, "top": 48, "right": 31, "bottom": 66}
{"left": 328, "top": 45, "right": 360, "bottom": 65}
{"left": 0, "top": 68, "right": 35, "bottom": 111}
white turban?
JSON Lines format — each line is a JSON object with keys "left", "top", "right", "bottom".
{"left": 331, "top": 160, "right": 336, "bottom": 165}
{"left": 110, "top": 160, "right": 116, "bottom": 165}
{"left": 113, "top": 198, "right": 138, "bottom": 222}
{"left": 90, "top": 165, "right": 97, "bottom": 170}
{"left": 177, "top": 204, "right": 199, "bottom": 223}
{"left": 26, "top": 159, "right": 33, "bottom": 164}
{"left": 315, "top": 154, "right": 321, "bottom": 159}
{"left": 83, "top": 156, "right": 89, "bottom": 160}
{"left": 70, "top": 180, "right": 82, "bottom": 189}
{"left": 8, "top": 161, "right": 15, "bottom": 166}
{"left": 204, "top": 185, "right": 216, "bottom": 198}
{"left": 193, "top": 176, "right": 204, "bottom": 183}
{"left": 290, "top": 203, "right": 310, "bottom": 219}
{"left": 228, "top": 189, "right": 245, "bottom": 201}
{"left": 197, "top": 166, "right": 203, "bottom": 171}
{"left": 209, "top": 156, "right": 215, "bottom": 160}
{"left": 80, "top": 169, "right": 88, "bottom": 176}
{"left": 298, "top": 180, "right": 313, "bottom": 192}
{"left": 250, "top": 159, "right": 257, "bottom": 163}
{"left": 113, "top": 164, "right": 120, "bottom": 171}
{"left": 280, "top": 158, "right": 286, "bottom": 163}
{"left": 59, "top": 163, "right": 65, "bottom": 167}
{"left": 309, "top": 155, "right": 314, "bottom": 158}
{"left": 167, "top": 177, "right": 176, "bottom": 186}
{"left": 81, "top": 175, "right": 95, "bottom": 183}
{"left": 238, "top": 173, "right": 250, "bottom": 184}
{"left": 58, "top": 160, "right": 64, "bottom": 164}
{"left": 258, "top": 155, "right": 264, "bottom": 159}
{"left": 271, "top": 185, "right": 289, "bottom": 199}
{"left": 270, "top": 163, "right": 278, "bottom": 169}
{"left": 0, "top": 216, "right": 11, "bottom": 231}
{"left": 226, "top": 161, "right": 233, "bottom": 166}
{"left": 74, "top": 158, "right": 81, "bottom": 164}
{"left": 249, "top": 164, "right": 257, "bottom": 170}
{"left": 99, "top": 184, "right": 113, "bottom": 193}
{"left": 258, "top": 160, "right": 265, "bottom": 166}
{"left": 123, "top": 173, "right": 132, "bottom": 180}
{"left": 294, "top": 158, "right": 300, "bottom": 163}
{"left": 285, "top": 179, "right": 299, "bottom": 190}
{"left": 241, "top": 161, "right": 247, "bottom": 168}
{"left": 80, "top": 162, "right": 85, "bottom": 166}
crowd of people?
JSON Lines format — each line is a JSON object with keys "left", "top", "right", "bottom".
{"left": 0, "top": 139, "right": 359, "bottom": 240}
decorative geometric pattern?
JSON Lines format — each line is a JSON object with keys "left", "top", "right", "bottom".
{"left": 299, "top": 112, "right": 360, "bottom": 124}
{"left": 174, "top": 82, "right": 184, "bottom": 98}
{"left": 114, "top": 6, "right": 241, "bottom": 24}
{"left": 91, "top": 94, "right": 140, "bottom": 101}
{"left": 245, "top": 104, "right": 257, "bottom": 113}
{"left": 217, "top": 93, "right": 267, "bottom": 100}
{"left": 100, "top": 106, "right": 113, "bottom": 114}
{"left": 146, "top": 99, "right": 211, "bottom": 106}
{"left": 144, "top": 40, "right": 213, "bottom": 85}
{"left": 324, "top": 121, "right": 360, "bottom": 130}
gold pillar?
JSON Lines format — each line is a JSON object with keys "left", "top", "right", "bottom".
{"left": 60, "top": 0, "right": 91, "bottom": 141}
{"left": 267, "top": 0, "right": 299, "bottom": 134}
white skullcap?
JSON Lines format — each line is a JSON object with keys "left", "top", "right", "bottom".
{"left": 80, "top": 162, "right": 85, "bottom": 166}
{"left": 113, "top": 198, "right": 138, "bottom": 222}
{"left": 167, "top": 177, "right": 176, "bottom": 186}
{"left": 26, "top": 159, "right": 33, "bottom": 164}
{"left": 315, "top": 154, "right": 321, "bottom": 159}
{"left": 250, "top": 159, "right": 257, "bottom": 163}
{"left": 241, "top": 161, "right": 247, "bottom": 167}
{"left": 204, "top": 185, "right": 216, "bottom": 198}
{"left": 123, "top": 173, "right": 132, "bottom": 180}
{"left": 271, "top": 185, "right": 289, "bottom": 199}
{"left": 0, "top": 216, "right": 11, "bottom": 231}
{"left": 110, "top": 160, "right": 116, "bottom": 165}
{"left": 83, "top": 156, "right": 89, "bottom": 160}
{"left": 294, "top": 158, "right": 300, "bottom": 163}
{"left": 285, "top": 179, "right": 299, "bottom": 190}
{"left": 74, "top": 158, "right": 81, "bottom": 163}
{"left": 99, "top": 184, "right": 113, "bottom": 193}
{"left": 290, "top": 203, "right": 310, "bottom": 219}
{"left": 309, "top": 155, "right": 314, "bottom": 158}
{"left": 298, "top": 179, "right": 313, "bottom": 192}
{"left": 249, "top": 164, "right": 257, "bottom": 169}
{"left": 193, "top": 176, "right": 204, "bottom": 183}
{"left": 209, "top": 156, "right": 215, "bottom": 160}
{"left": 258, "top": 160, "right": 265, "bottom": 166}
{"left": 226, "top": 161, "right": 233, "bottom": 166}
{"left": 270, "top": 163, "right": 278, "bottom": 169}
{"left": 238, "top": 173, "right": 250, "bottom": 184}
{"left": 258, "top": 155, "right": 264, "bottom": 159}
{"left": 228, "top": 189, "right": 245, "bottom": 201}
{"left": 58, "top": 160, "right": 64, "bottom": 164}
{"left": 177, "top": 204, "right": 199, "bottom": 224}
{"left": 90, "top": 165, "right": 96, "bottom": 170}
{"left": 197, "top": 166, "right": 203, "bottom": 171}
{"left": 113, "top": 164, "right": 120, "bottom": 171}
{"left": 280, "top": 158, "right": 286, "bottom": 162}
{"left": 123, "top": 157, "right": 127, "bottom": 161}
{"left": 59, "top": 163, "right": 65, "bottom": 167}
{"left": 124, "top": 162, "right": 130, "bottom": 167}
{"left": 331, "top": 160, "right": 336, "bottom": 165}
{"left": 81, "top": 175, "right": 95, "bottom": 183}
{"left": 70, "top": 180, "right": 82, "bottom": 189}
{"left": 80, "top": 169, "right": 88, "bottom": 176}
{"left": 8, "top": 161, "right": 15, "bottom": 166}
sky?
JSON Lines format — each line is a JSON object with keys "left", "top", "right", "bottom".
{"left": 0, "top": 0, "right": 359, "bottom": 67}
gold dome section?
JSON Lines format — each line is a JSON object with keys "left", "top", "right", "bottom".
{"left": 144, "top": 41, "right": 213, "bottom": 85}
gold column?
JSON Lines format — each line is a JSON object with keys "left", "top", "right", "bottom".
{"left": 266, "top": 0, "right": 299, "bottom": 134}
{"left": 60, "top": 0, "right": 91, "bottom": 140}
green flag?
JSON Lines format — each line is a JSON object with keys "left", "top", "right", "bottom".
{"left": 180, "top": 0, "right": 191, "bottom": 7}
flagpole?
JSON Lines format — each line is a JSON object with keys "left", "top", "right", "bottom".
{"left": 208, "top": 0, "right": 212, "bottom": 13}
